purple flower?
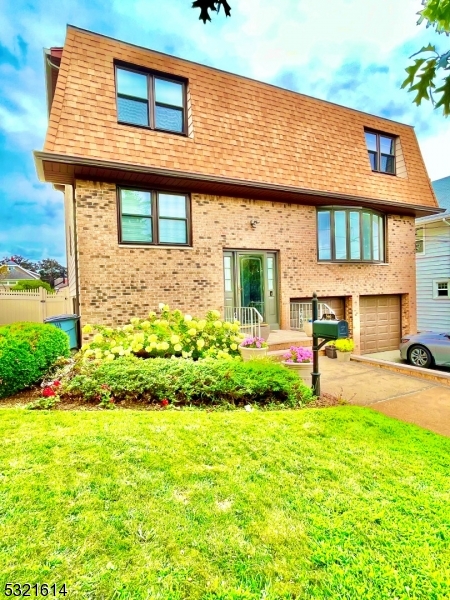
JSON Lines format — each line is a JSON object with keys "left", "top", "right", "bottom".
{"left": 241, "top": 336, "right": 268, "bottom": 349}
{"left": 283, "top": 346, "right": 313, "bottom": 363}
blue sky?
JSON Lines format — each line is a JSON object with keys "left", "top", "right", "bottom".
{"left": 0, "top": 0, "right": 449, "bottom": 266}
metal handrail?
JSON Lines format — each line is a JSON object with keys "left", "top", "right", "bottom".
{"left": 224, "top": 306, "right": 263, "bottom": 338}
{"left": 290, "top": 302, "right": 336, "bottom": 331}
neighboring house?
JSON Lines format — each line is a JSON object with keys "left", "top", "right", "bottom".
{"left": 34, "top": 26, "right": 442, "bottom": 354}
{"left": 0, "top": 260, "right": 40, "bottom": 288}
{"left": 416, "top": 176, "right": 450, "bottom": 332}
{"left": 54, "top": 277, "right": 69, "bottom": 291}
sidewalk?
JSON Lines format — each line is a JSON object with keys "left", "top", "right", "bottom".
{"left": 319, "top": 356, "right": 450, "bottom": 437}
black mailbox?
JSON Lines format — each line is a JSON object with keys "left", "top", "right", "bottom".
{"left": 313, "top": 319, "right": 349, "bottom": 340}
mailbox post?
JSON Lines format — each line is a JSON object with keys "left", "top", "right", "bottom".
{"left": 311, "top": 292, "right": 349, "bottom": 396}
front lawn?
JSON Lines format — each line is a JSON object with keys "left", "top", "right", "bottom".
{"left": 1, "top": 407, "right": 449, "bottom": 599}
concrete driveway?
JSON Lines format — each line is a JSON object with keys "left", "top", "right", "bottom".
{"left": 320, "top": 356, "right": 450, "bottom": 437}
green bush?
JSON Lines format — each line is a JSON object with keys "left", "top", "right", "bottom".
{"left": 80, "top": 304, "right": 244, "bottom": 362}
{"left": 63, "top": 357, "right": 315, "bottom": 407}
{"left": 0, "top": 322, "right": 70, "bottom": 398}
{"left": 11, "top": 280, "right": 53, "bottom": 292}
{"left": 335, "top": 338, "right": 355, "bottom": 352}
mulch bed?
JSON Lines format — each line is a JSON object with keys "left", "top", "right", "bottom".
{"left": 0, "top": 387, "right": 343, "bottom": 411}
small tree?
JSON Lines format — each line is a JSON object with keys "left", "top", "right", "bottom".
{"left": 0, "top": 265, "right": 8, "bottom": 287}
{"left": 38, "top": 259, "right": 67, "bottom": 288}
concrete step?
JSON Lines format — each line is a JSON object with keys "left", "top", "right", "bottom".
{"left": 267, "top": 330, "right": 312, "bottom": 352}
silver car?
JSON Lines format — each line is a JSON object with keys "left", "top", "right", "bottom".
{"left": 400, "top": 332, "right": 450, "bottom": 368}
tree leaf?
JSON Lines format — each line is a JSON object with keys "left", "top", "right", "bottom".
{"left": 438, "top": 49, "right": 450, "bottom": 68}
{"left": 409, "top": 59, "right": 437, "bottom": 105}
{"left": 401, "top": 58, "right": 427, "bottom": 89}
{"left": 435, "top": 75, "right": 450, "bottom": 116}
{"left": 410, "top": 43, "right": 437, "bottom": 58}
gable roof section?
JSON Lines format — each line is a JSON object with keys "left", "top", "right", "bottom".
{"left": 0, "top": 261, "right": 40, "bottom": 281}
{"left": 36, "top": 25, "right": 440, "bottom": 217}
{"left": 416, "top": 176, "right": 450, "bottom": 224}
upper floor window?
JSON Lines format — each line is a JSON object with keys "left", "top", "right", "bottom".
{"left": 317, "top": 207, "right": 385, "bottom": 263}
{"left": 118, "top": 188, "right": 190, "bottom": 246}
{"left": 365, "top": 130, "right": 395, "bottom": 174}
{"left": 116, "top": 66, "right": 186, "bottom": 134}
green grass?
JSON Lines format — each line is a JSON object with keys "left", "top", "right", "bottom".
{"left": 0, "top": 407, "right": 449, "bottom": 600}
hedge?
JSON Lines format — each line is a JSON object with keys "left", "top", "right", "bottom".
{"left": 63, "top": 356, "right": 315, "bottom": 407}
{"left": 0, "top": 322, "right": 70, "bottom": 398}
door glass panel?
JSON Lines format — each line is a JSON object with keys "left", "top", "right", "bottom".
{"left": 240, "top": 256, "right": 264, "bottom": 317}
{"left": 267, "top": 257, "right": 274, "bottom": 291}
{"left": 224, "top": 256, "right": 232, "bottom": 292}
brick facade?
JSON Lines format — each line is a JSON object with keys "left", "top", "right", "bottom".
{"left": 75, "top": 180, "right": 416, "bottom": 352}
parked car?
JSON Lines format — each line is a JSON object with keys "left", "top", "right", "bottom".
{"left": 400, "top": 332, "right": 450, "bottom": 368}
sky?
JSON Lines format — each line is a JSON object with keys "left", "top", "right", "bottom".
{"left": 0, "top": 0, "right": 449, "bottom": 266}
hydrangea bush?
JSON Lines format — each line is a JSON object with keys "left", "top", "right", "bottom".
{"left": 80, "top": 304, "right": 245, "bottom": 363}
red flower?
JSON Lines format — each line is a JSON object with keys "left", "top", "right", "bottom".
{"left": 161, "top": 399, "right": 169, "bottom": 407}
{"left": 43, "top": 387, "right": 56, "bottom": 397}
{"left": 52, "top": 380, "right": 61, "bottom": 387}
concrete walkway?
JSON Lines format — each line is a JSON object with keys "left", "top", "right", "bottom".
{"left": 320, "top": 356, "right": 450, "bottom": 437}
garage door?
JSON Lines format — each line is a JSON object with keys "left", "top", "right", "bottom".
{"left": 360, "top": 295, "right": 401, "bottom": 354}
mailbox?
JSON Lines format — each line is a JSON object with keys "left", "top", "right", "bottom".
{"left": 313, "top": 319, "right": 348, "bottom": 340}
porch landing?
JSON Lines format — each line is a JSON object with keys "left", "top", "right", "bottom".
{"left": 267, "top": 329, "right": 312, "bottom": 355}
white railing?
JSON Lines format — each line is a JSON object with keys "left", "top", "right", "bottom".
{"left": 224, "top": 306, "right": 263, "bottom": 338}
{"left": 290, "top": 302, "right": 336, "bottom": 331}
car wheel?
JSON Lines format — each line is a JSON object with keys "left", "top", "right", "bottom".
{"left": 408, "top": 344, "right": 433, "bottom": 368}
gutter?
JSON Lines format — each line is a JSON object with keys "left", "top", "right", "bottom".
{"left": 34, "top": 150, "right": 445, "bottom": 218}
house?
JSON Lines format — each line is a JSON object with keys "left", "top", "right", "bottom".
{"left": 416, "top": 176, "right": 450, "bottom": 332}
{"left": 0, "top": 260, "right": 40, "bottom": 288}
{"left": 34, "top": 26, "right": 442, "bottom": 354}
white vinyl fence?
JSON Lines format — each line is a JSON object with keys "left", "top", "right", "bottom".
{"left": 0, "top": 288, "right": 72, "bottom": 326}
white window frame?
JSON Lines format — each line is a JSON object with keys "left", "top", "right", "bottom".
{"left": 433, "top": 279, "right": 450, "bottom": 300}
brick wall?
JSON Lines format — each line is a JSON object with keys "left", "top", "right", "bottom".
{"left": 75, "top": 180, "right": 417, "bottom": 350}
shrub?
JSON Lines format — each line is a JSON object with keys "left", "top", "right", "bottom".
{"left": 335, "top": 338, "right": 355, "bottom": 353}
{"left": 62, "top": 357, "right": 315, "bottom": 407}
{"left": 0, "top": 322, "right": 70, "bottom": 398}
{"left": 11, "top": 280, "right": 53, "bottom": 292}
{"left": 80, "top": 304, "right": 244, "bottom": 363}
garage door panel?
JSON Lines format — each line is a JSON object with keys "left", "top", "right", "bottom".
{"left": 360, "top": 295, "right": 401, "bottom": 354}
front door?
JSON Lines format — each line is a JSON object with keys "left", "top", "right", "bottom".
{"left": 223, "top": 251, "right": 279, "bottom": 329}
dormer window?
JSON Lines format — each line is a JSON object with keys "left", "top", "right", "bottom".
{"left": 116, "top": 66, "right": 186, "bottom": 134}
{"left": 365, "top": 130, "right": 396, "bottom": 174}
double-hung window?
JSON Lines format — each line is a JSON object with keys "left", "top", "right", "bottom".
{"left": 116, "top": 66, "right": 186, "bottom": 134}
{"left": 433, "top": 280, "right": 449, "bottom": 299}
{"left": 119, "top": 188, "right": 190, "bottom": 246}
{"left": 365, "top": 130, "right": 396, "bottom": 174}
{"left": 317, "top": 207, "right": 385, "bottom": 262}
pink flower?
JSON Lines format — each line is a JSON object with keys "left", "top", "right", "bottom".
{"left": 283, "top": 346, "right": 313, "bottom": 363}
